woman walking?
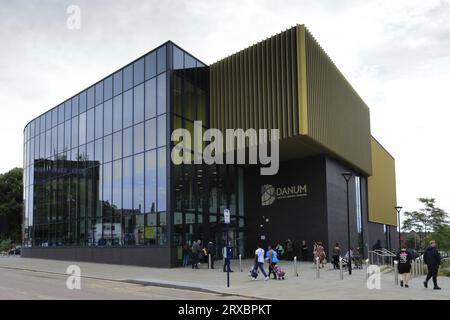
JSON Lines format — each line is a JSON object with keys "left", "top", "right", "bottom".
{"left": 396, "top": 244, "right": 413, "bottom": 288}
{"left": 266, "top": 245, "right": 279, "bottom": 279}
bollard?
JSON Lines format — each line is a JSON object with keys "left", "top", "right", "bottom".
{"left": 365, "top": 259, "right": 369, "bottom": 280}
{"left": 416, "top": 259, "right": 420, "bottom": 277}
{"left": 420, "top": 258, "right": 424, "bottom": 275}
{"left": 294, "top": 256, "right": 298, "bottom": 277}
{"left": 239, "top": 254, "right": 242, "bottom": 272}
{"left": 208, "top": 254, "right": 212, "bottom": 270}
{"left": 394, "top": 260, "right": 399, "bottom": 285}
{"left": 316, "top": 257, "right": 320, "bottom": 279}
{"left": 339, "top": 257, "right": 343, "bottom": 280}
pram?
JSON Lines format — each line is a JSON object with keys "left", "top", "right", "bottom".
{"left": 273, "top": 265, "right": 285, "bottom": 280}
{"left": 341, "top": 256, "right": 363, "bottom": 270}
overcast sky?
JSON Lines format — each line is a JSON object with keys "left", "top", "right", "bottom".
{"left": 0, "top": 0, "right": 449, "bottom": 216}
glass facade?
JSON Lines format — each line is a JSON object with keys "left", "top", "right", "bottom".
{"left": 23, "top": 44, "right": 170, "bottom": 248}
{"left": 23, "top": 42, "right": 245, "bottom": 259}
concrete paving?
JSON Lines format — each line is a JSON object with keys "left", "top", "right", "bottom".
{"left": 0, "top": 256, "right": 449, "bottom": 300}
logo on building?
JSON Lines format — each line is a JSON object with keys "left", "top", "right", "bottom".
{"left": 261, "top": 184, "right": 307, "bottom": 206}
{"left": 261, "top": 185, "right": 276, "bottom": 206}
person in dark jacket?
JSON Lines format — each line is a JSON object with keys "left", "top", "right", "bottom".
{"left": 332, "top": 243, "right": 341, "bottom": 270}
{"left": 206, "top": 241, "right": 216, "bottom": 269}
{"left": 423, "top": 240, "right": 442, "bottom": 290}
{"left": 395, "top": 244, "right": 413, "bottom": 287}
{"left": 301, "top": 240, "right": 308, "bottom": 262}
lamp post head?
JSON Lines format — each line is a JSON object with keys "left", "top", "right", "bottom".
{"left": 395, "top": 206, "right": 403, "bottom": 214}
{"left": 341, "top": 172, "right": 353, "bottom": 182}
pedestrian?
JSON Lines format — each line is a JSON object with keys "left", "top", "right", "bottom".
{"left": 423, "top": 240, "right": 442, "bottom": 290}
{"left": 395, "top": 244, "right": 412, "bottom": 288}
{"left": 313, "top": 241, "right": 318, "bottom": 264}
{"left": 266, "top": 245, "right": 279, "bottom": 279}
{"left": 182, "top": 243, "right": 190, "bottom": 267}
{"left": 222, "top": 243, "right": 234, "bottom": 272}
{"left": 191, "top": 239, "right": 201, "bottom": 269}
{"left": 207, "top": 241, "right": 216, "bottom": 269}
{"left": 285, "top": 239, "right": 294, "bottom": 261}
{"left": 301, "top": 240, "right": 308, "bottom": 262}
{"left": 317, "top": 241, "right": 326, "bottom": 268}
{"left": 251, "top": 243, "right": 269, "bottom": 281}
{"left": 275, "top": 242, "right": 285, "bottom": 260}
{"left": 332, "top": 243, "right": 341, "bottom": 270}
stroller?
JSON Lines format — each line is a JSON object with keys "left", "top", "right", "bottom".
{"left": 273, "top": 265, "right": 285, "bottom": 280}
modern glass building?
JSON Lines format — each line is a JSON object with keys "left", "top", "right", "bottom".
{"left": 23, "top": 25, "right": 398, "bottom": 267}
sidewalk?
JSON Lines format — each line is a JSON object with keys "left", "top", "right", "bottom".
{"left": 0, "top": 256, "right": 448, "bottom": 300}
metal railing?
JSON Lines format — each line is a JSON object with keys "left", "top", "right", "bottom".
{"left": 368, "top": 249, "right": 396, "bottom": 267}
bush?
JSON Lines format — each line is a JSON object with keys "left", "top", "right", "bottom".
{"left": 440, "top": 268, "right": 450, "bottom": 277}
{"left": 0, "top": 239, "right": 12, "bottom": 252}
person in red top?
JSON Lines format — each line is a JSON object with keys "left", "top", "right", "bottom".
{"left": 395, "top": 244, "right": 413, "bottom": 288}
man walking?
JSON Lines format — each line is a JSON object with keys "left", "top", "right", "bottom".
{"left": 423, "top": 240, "right": 442, "bottom": 290}
{"left": 251, "top": 243, "right": 269, "bottom": 281}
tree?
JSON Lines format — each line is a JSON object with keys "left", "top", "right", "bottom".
{"left": 0, "top": 168, "right": 23, "bottom": 242}
{"left": 402, "top": 198, "right": 449, "bottom": 250}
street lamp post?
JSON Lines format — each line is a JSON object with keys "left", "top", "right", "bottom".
{"left": 395, "top": 206, "right": 403, "bottom": 251}
{"left": 342, "top": 172, "right": 353, "bottom": 275}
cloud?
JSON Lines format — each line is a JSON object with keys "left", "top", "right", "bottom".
{"left": 0, "top": 0, "right": 449, "bottom": 214}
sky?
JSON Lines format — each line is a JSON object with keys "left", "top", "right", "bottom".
{"left": 0, "top": 0, "right": 449, "bottom": 216}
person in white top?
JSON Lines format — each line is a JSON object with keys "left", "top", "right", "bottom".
{"left": 251, "top": 243, "right": 269, "bottom": 281}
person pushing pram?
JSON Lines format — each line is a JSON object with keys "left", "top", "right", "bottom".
{"left": 342, "top": 247, "right": 363, "bottom": 270}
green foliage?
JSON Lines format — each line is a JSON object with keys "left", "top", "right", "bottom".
{"left": 0, "top": 239, "right": 12, "bottom": 252}
{"left": 433, "top": 225, "right": 450, "bottom": 252}
{"left": 402, "top": 198, "right": 449, "bottom": 250}
{"left": 439, "top": 268, "right": 450, "bottom": 277}
{"left": 0, "top": 167, "right": 23, "bottom": 242}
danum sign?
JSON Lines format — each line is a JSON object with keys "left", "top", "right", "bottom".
{"left": 261, "top": 184, "right": 307, "bottom": 206}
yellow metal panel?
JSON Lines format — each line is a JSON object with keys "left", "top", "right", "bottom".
{"left": 297, "top": 25, "right": 308, "bottom": 135}
{"left": 368, "top": 137, "right": 397, "bottom": 226}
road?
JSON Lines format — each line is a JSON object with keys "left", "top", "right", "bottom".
{"left": 0, "top": 268, "right": 247, "bottom": 300}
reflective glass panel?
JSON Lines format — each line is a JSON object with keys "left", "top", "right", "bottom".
{"left": 134, "top": 123, "right": 144, "bottom": 154}
{"left": 134, "top": 154, "right": 144, "bottom": 213}
{"left": 134, "top": 58, "right": 144, "bottom": 86}
{"left": 123, "top": 89, "right": 133, "bottom": 128}
{"left": 95, "top": 81, "right": 103, "bottom": 106}
{"left": 104, "top": 99, "right": 113, "bottom": 136}
{"left": 123, "top": 65, "right": 133, "bottom": 92}
{"left": 103, "top": 134, "right": 112, "bottom": 163}
{"left": 86, "top": 109, "right": 95, "bottom": 143}
{"left": 113, "top": 95, "right": 122, "bottom": 132}
{"left": 113, "top": 70, "right": 122, "bottom": 96}
{"left": 157, "top": 73, "right": 166, "bottom": 115}
{"left": 87, "top": 86, "right": 95, "bottom": 110}
{"left": 95, "top": 104, "right": 103, "bottom": 139}
{"left": 104, "top": 76, "right": 113, "bottom": 101}
{"left": 134, "top": 83, "right": 144, "bottom": 124}
{"left": 122, "top": 157, "right": 133, "bottom": 211}
{"left": 145, "top": 51, "right": 156, "bottom": 80}
{"left": 145, "top": 78, "right": 156, "bottom": 120}
{"left": 113, "top": 131, "right": 122, "bottom": 160}
{"left": 123, "top": 127, "right": 132, "bottom": 157}
{"left": 145, "top": 118, "right": 156, "bottom": 151}
{"left": 145, "top": 150, "right": 156, "bottom": 213}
